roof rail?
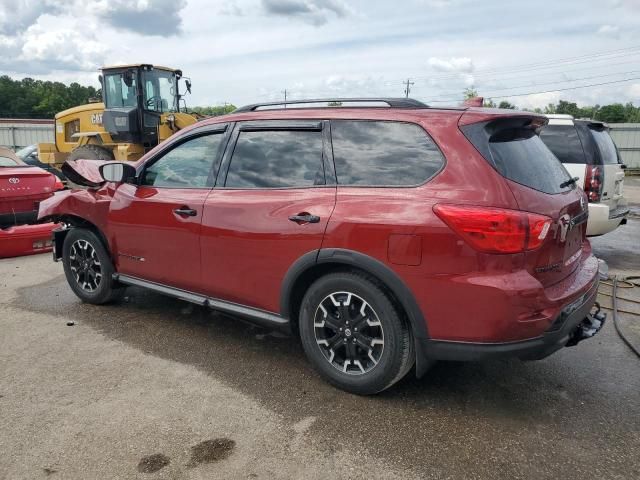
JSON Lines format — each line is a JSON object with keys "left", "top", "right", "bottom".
{"left": 233, "top": 97, "right": 428, "bottom": 113}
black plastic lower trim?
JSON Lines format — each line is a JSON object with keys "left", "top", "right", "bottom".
{"left": 0, "top": 210, "right": 38, "bottom": 228}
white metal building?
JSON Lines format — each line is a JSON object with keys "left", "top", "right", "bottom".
{"left": 609, "top": 123, "right": 640, "bottom": 171}
{"left": 0, "top": 118, "right": 54, "bottom": 151}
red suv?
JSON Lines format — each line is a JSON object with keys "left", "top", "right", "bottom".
{"left": 39, "top": 98, "right": 605, "bottom": 394}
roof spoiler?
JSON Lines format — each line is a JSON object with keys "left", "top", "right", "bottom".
{"left": 462, "top": 96, "right": 484, "bottom": 107}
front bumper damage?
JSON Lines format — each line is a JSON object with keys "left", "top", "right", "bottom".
{"left": 0, "top": 222, "right": 58, "bottom": 258}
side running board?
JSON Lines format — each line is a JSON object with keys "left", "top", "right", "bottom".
{"left": 113, "top": 274, "right": 290, "bottom": 332}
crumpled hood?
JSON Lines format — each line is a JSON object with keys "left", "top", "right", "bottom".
{"left": 61, "top": 159, "right": 108, "bottom": 188}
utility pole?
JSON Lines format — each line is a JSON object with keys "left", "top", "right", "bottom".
{"left": 403, "top": 79, "right": 414, "bottom": 98}
{"left": 282, "top": 89, "right": 288, "bottom": 108}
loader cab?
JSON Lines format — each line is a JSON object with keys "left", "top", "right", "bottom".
{"left": 101, "top": 64, "right": 182, "bottom": 149}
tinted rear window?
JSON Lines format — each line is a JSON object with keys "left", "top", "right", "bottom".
{"left": 590, "top": 128, "right": 619, "bottom": 165}
{"left": 0, "top": 156, "right": 21, "bottom": 167}
{"left": 330, "top": 120, "right": 444, "bottom": 186}
{"left": 488, "top": 129, "right": 573, "bottom": 194}
{"left": 539, "top": 125, "right": 586, "bottom": 164}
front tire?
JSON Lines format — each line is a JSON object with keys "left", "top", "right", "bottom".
{"left": 62, "top": 228, "right": 123, "bottom": 304}
{"left": 299, "top": 272, "right": 414, "bottom": 395}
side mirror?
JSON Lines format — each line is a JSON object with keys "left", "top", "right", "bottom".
{"left": 185, "top": 79, "right": 192, "bottom": 94}
{"left": 99, "top": 162, "right": 137, "bottom": 183}
{"left": 98, "top": 74, "right": 103, "bottom": 86}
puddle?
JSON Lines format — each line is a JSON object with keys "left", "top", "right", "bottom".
{"left": 137, "top": 453, "right": 170, "bottom": 474}
{"left": 187, "top": 438, "right": 236, "bottom": 468}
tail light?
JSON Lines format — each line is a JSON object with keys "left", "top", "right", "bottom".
{"left": 433, "top": 204, "right": 552, "bottom": 254}
{"left": 584, "top": 166, "right": 603, "bottom": 203}
{"left": 54, "top": 178, "right": 64, "bottom": 191}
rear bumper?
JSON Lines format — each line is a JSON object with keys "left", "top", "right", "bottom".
{"left": 586, "top": 200, "right": 628, "bottom": 236}
{"left": 0, "top": 223, "right": 57, "bottom": 258}
{"left": 418, "top": 278, "right": 602, "bottom": 365}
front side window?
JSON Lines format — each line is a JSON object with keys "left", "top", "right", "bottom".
{"left": 225, "top": 130, "right": 324, "bottom": 188}
{"left": 104, "top": 73, "right": 137, "bottom": 109}
{"left": 331, "top": 120, "right": 445, "bottom": 186}
{"left": 141, "top": 134, "right": 224, "bottom": 188}
{"left": 539, "top": 125, "right": 586, "bottom": 164}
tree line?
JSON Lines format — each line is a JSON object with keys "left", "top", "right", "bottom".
{"left": 0, "top": 75, "right": 638, "bottom": 123}
{"left": 0, "top": 76, "right": 100, "bottom": 119}
{"left": 0, "top": 75, "right": 236, "bottom": 119}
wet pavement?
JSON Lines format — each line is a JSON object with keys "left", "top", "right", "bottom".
{"left": 1, "top": 185, "right": 639, "bottom": 479}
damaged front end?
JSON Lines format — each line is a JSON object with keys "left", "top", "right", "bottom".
{"left": 38, "top": 160, "right": 116, "bottom": 260}
{"left": 61, "top": 159, "right": 109, "bottom": 188}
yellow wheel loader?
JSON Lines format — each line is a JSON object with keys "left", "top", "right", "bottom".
{"left": 38, "top": 64, "right": 199, "bottom": 169}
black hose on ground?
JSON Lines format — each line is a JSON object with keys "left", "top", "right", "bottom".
{"left": 612, "top": 276, "right": 640, "bottom": 358}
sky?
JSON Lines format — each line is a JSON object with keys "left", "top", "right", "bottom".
{"left": 1, "top": 0, "right": 639, "bottom": 110}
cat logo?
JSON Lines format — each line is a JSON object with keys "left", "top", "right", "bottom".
{"left": 90, "top": 113, "right": 103, "bottom": 125}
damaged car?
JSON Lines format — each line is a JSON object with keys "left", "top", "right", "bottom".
{"left": 39, "top": 98, "right": 606, "bottom": 394}
{"left": 0, "top": 147, "right": 63, "bottom": 258}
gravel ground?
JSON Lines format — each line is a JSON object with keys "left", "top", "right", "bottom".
{"left": 1, "top": 181, "right": 639, "bottom": 479}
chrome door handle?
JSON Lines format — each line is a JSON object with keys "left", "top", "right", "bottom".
{"left": 288, "top": 213, "right": 320, "bottom": 224}
{"left": 174, "top": 207, "right": 197, "bottom": 217}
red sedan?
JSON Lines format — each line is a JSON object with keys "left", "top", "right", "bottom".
{"left": 0, "top": 147, "right": 62, "bottom": 258}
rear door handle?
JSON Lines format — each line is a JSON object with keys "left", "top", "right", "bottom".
{"left": 174, "top": 207, "right": 197, "bottom": 217}
{"left": 289, "top": 213, "right": 321, "bottom": 224}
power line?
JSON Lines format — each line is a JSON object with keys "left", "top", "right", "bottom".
{"left": 378, "top": 45, "right": 640, "bottom": 85}
{"left": 426, "top": 69, "right": 640, "bottom": 101}
{"left": 427, "top": 76, "right": 640, "bottom": 103}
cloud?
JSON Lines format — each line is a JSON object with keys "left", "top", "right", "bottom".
{"left": 417, "top": 0, "right": 457, "bottom": 7}
{"left": 596, "top": 24, "right": 621, "bottom": 37}
{"left": 92, "top": 0, "right": 187, "bottom": 36}
{"left": 427, "top": 56, "right": 474, "bottom": 73}
{"left": 261, "top": 0, "right": 351, "bottom": 25}
{"left": 0, "top": 0, "right": 187, "bottom": 37}
{"left": 0, "top": 0, "right": 62, "bottom": 35}
{"left": 0, "top": 17, "right": 107, "bottom": 74}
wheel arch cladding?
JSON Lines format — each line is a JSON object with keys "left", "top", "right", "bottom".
{"left": 56, "top": 216, "right": 112, "bottom": 261}
{"left": 281, "top": 248, "right": 430, "bottom": 342}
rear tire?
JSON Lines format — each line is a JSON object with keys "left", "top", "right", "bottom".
{"left": 62, "top": 228, "right": 123, "bottom": 304}
{"left": 299, "top": 272, "right": 414, "bottom": 395}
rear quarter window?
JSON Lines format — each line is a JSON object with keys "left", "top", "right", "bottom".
{"left": 590, "top": 128, "right": 620, "bottom": 165}
{"left": 330, "top": 120, "right": 445, "bottom": 186}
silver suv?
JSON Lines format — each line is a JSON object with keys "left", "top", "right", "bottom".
{"left": 541, "top": 115, "right": 629, "bottom": 236}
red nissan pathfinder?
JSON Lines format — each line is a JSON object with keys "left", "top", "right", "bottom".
{"left": 39, "top": 98, "right": 605, "bottom": 394}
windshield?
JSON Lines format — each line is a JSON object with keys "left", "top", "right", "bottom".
{"left": 104, "top": 72, "right": 138, "bottom": 109}
{"left": 15, "top": 145, "right": 36, "bottom": 159}
{"left": 143, "top": 70, "right": 178, "bottom": 113}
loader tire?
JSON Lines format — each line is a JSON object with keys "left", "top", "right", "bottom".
{"left": 67, "top": 144, "right": 114, "bottom": 162}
